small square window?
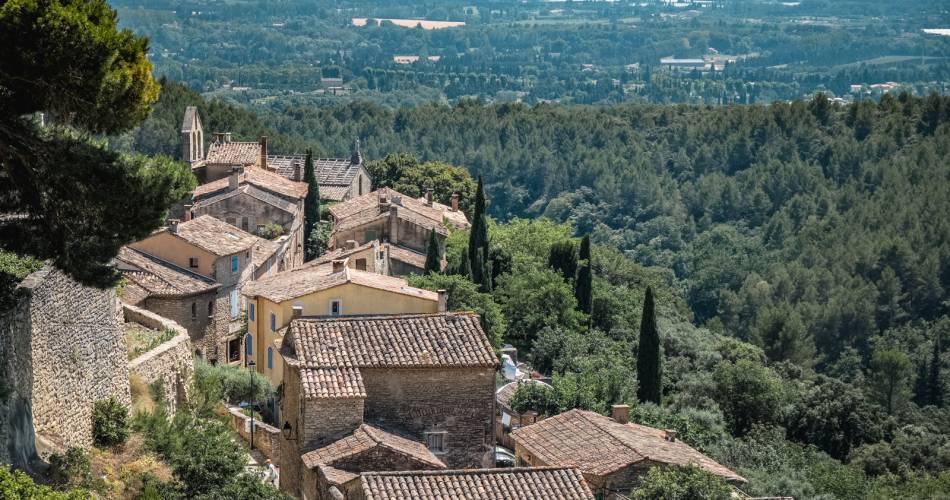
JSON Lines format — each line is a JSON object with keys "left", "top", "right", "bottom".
{"left": 425, "top": 432, "right": 445, "bottom": 453}
{"left": 355, "top": 258, "right": 367, "bottom": 271}
{"left": 189, "top": 257, "right": 199, "bottom": 268}
{"left": 330, "top": 300, "right": 342, "bottom": 316}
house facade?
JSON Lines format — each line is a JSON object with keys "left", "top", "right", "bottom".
{"left": 241, "top": 261, "right": 443, "bottom": 386}
{"left": 278, "top": 312, "right": 498, "bottom": 499}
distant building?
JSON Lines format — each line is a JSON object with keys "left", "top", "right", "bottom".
{"left": 264, "top": 140, "right": 372, "bottom": 202}
{"left": 659, "top": 56, "right": 709, "bottom": 70}
{"left": 511, "top": 407, "right": 747, "bottom": 499}
{"left": 277, "top": 312, "right": 498, "bottom": 498}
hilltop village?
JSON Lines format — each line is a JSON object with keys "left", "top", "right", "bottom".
{"left": 0, "top": 106, "right": 746, "bottom": 500}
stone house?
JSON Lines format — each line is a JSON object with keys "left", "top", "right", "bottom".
{"left": 327, "top": 188, "right": 469, "bottom": 271}
{"left": 494, "top": 379, "right": 551, "bottom": 450}
{"left": 265, "top": 140, "right": 372, "bottom": 202}
{"left": 0, "top": 267, "right": 131, "bottom": 472}
{"left": 116, "top": 246, "right": 221, "bottom": 359}
{"left": 510, "top": 407, "right": 747, "bottom": 499}
{"left": 278, "top": 312, "right": 498, "bottom": 499}
{"left": 129, "top": 215, "right": 263, "bottom": 364}
{"left": 241, "top": 260, "right": 443, "bottom": 386}
{"left": 190, "top": 165, "right": 308, "bottom": 269}
{"left": 306, "top": 239, "right": 444, "bottom": 277}
{"left": 357, "top": 467, "right": 595, "bottom": 500}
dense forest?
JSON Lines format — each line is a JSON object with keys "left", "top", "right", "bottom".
{"left": 117, "top": 81, "right": 950, "bottom": 496}
{"left": 112, "top": 0, "right": 950, "bottom": 107}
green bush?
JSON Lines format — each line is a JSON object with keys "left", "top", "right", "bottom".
{"left": 92, "top": 397, "right": 130, "bottom": 447}
{"left": 47, "top": 447, "right": 90, "bottom": 490}
{"left": 0, "top": 466, "right": 86, "bottom": 499}
{"left": 191, "top": 359, "right": 274, "bottom": 416}
{"left": 631, "top": 465, "right": 733, "bottom": 500}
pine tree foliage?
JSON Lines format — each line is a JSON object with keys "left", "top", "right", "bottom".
{"left": 0, "top": 0, "right": 194, "bottom": 287}
{"left": 637, "top": 286, "right": 662, "bottom": 404}
{"left": 303, "top": 148, "right": 320, "bottom": 261}
{"left": 424, "top": 230, "right": 441, "bottom": 275}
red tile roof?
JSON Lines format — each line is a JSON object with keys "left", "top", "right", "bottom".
{"left": 193, "top": 165, "right": 307, "bottom": 200}
{"left": 206, "top": 141, "right": 260, "bottom": 165}
{"left": 171, "top": 215, "right": 261, "bottom": 256}
{"left": 301, "top": 423, "right": 445, "bottom": 470}
{"left": 360, "top": 467, "right": 595, "bottom": 500}
{"left": 241, "top": 265, "right": 438, "bottom": 304}
{"left": 329, "top": 188, "right": 458, "bottom": 235}
{"left": 510, "top": 409, "right": 746, "bottom": 483}
{"left": 116, "top": 247, "right": 219, "bottom": 297}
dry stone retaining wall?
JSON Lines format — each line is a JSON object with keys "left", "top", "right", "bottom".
{"left": 125, "top": 304, "right": 194, "bottom": 413}
{"left": 226, "top": 404, "right": 281, "bottom": 462}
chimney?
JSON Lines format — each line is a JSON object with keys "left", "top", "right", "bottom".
{"left": 378, "top": 191, "right": 390, "bottom": 210}
{"left": 522, "top": 411, "right": 538, "bottom": 425}
{"left": 228, "top": 167, "right": 242, "bottom": 191}
{"left": 223, "top": 132, "right": 232, "bottom": 143}
{"left": 425, "top": 188, "right": 433, "bottom": 207}
{"left": 332, "top": 259, "right": 346, "bottom": 273}
{"left": 611, "top": 404, "right": 630, "bottom": 425}
{"left": 259, "top": 136, "right": 268, "bottom": 168}
{"left": 168, "top": 219, "right": 181, "bottom": 234}
{"left": 346, "top": 240, "right": 358, "bottom": 250}
{"left": 292, "top": 305, "right": 303, "bottom": 319}
{"left": 183, "top": 204, "right": 193, "bottom": 222}
{"left": 212, "top": 132, "right": 224, "bottom": 143}
{"left": 664, "top": 429, "right": 678, "bottom": 442}
{"left": 500, "top": 345, "right": 517, "bottom": 366}
{"left": 437, "top": 289, "right": 448, "bottom": 312}
{"left": 450, "top": 193, "right": 459, "bottom": 211}
{"left": 293, "top": 159, "right": 302, "bottom": 182}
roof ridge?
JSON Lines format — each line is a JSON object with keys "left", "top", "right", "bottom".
{"left": 294, "top": 311, "right": 477, "bottom": 323}
{"left": 363, "top": 466, "right": 581, "bottom": 477}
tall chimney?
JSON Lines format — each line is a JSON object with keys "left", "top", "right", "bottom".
{"left": 332, "top": 259, "right": 346, "bottom": 273}
{"left": 183, "top": 204, "right": 193, "bottom": 222}
{"left": 228, "top": 167, "right": 242, "bottom": 191}
{"left": 259, "top": 136, "right": 268, "bottom": 168}
{"left": 425, "top": 188, "right": 433, "bottom": 207}
{"left": 168, "top": 219, "right": 181, "bottom": 234}
{"left": 292, "top": 305, "right": 303, "bottom": 319}
{"left": 437, "top": 289, "right": 448, "bottom": 312}
{"left": 293, "top": 159, "right": 302, "bottom": 182}
{"left": 611, "top": 404, "right": 630, "bottom": 425}
{"left": 223, "top": 132, "right": 232, "bottom": 143}
{"left": 450, "top": 193, "right": 459, "bottom": 211}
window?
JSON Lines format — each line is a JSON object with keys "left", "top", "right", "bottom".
{"left": 377, "top": 250, "right": 385, "bottom": 260}
{"left": 241, "top": 217, "right": 249, "bottom": 231}
{"left": 230, "top": 290, "right": 239, "bottom": 318}
{"left": 191, "top": 302, "right": 197, "bottom": 318}
{"left": 270, "top": 313, "right": 277, "bottom": 332}
{"left": 249, "top": 303, "right": 255, "bottom": 321}
{"left": 245, "top": 334, "right": 253, "bottom": 356}
{"left": 329, "top": 300, "right": 342, "bottom": 316}
{"left": 425, "top": 432, "right": 446, "bottom": 453}
{"left": 208, "top": 301, "right": 214, "bottom": 317}
{"left": 189, "top": 257, "right": 199, "bottom": 268}
{"left": 231, "top": 255, "right": 239, "bottom": 273}
{"left": 267, "top": 347, "right": 273, "bottom": 369}
{"left": 227, "top": 338, "right": 241, "bottom": 362}
{"left": 355, "top": 258, "right": 367, "bottom": 271}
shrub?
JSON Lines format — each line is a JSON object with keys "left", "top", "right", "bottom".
{"left": 48, "top": 447, "right": 91, "bottom": 490}
{"left": 0, "top": 466, "right": 86, "bottom": 499}
{"left": 92, "top": 397, "right": 130, "bottom": 447}
{"left": 631, "top": 464, "right": 732, "bottom": 500}
{"left": 257, "top": 223, "right": 285, "bottom": 240}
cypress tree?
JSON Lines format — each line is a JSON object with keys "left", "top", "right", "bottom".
{"left": 574, "top": 235, "right": 593, "bottom": 315}
{"left": 303, "top": 149, "right": 320, "bottom": 261}
{"left": 914, "top": 359, "right": 930, "bottom": 407}
{"left": 637, "top": 286, "right": 662, "bottom": 404}
{"left": 424, "top": 230, "right": 441, "bottom": 275}
{"left": 468, "top": 176, "right": 491, "bottom": 289}
{"left": 458, "top": 246, "right": 472, "bottom": 278}
{"left": 548, "top": 240, "right": 578, "bottom": 284}
{"left": 928, "top": 336, "right": 944, "bottom": 407}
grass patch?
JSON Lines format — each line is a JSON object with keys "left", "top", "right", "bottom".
{"left": 126, "top": 326, "right": 178, "bottom": 360}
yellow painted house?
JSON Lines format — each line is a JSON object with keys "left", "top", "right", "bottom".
{"left": 241, "top": 258, "right": 444, "bottom": 385}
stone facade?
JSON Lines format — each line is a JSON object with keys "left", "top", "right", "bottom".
{"left": 0, "top": 267, "right": 130, "bottom": 471}
{"left": 125, "top": 304, "right": 194, "bottom": 413}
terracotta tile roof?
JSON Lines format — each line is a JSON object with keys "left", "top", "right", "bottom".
{"left": 206, "top": 140, "right": 260, "bottom": 165}
{"left": 307, "top": 241, "right": 378, "bottom": 268}
{"left": 302, "top": 423, "right": 445, "bottom": 470}
{"left": 385, "top": 244, "right": 429, "bottom": 271}
{"left": 416, "top": 196, "right": 471, "bottom": 229}
{"left": 318, "top": 184, "right": 352, "bottom": 202}
{"left": 115, "top": 247, "right": 218, "bottom": 297}
{"left": 193, "top": 166, "right": 307, "bottom": 200}
{"left": 287, "top": 312, "right": 497, "bottom": 372}
{"left": 267, "top": 155, "right": 362, "bottom": 201}
{"left": 318, "top": 465, "right": 360, "bottom": 486}
{"left": 329, "top": 188, "right": 452, "bottom": 235}
{"left": 496, "top": 379, "right": 552, "bottom": 415}
{"left": 266, "top": 154, "right": 305, "bottom": 180}
{"left": 301, "top": 366, "right": 366, "bottom": 399}
{"left": 314, "top": 158, "right": 362, "bottom": 185}
{"left": 172, "top": 215, "right": 261, "bottom": 256}
{"left": 252, "top": 238, "right": 283, "bottom": 269}
{"left": 360, "top": 467, "right": 594, "bottom": 500}
{"left": 242, "top": 265, "right": 437, "bottom": 304}
{"left": 510, "top": 409, "right": 747, "bottom": 483}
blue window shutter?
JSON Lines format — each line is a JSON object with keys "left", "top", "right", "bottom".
{"left": 270, "top": 313, "right": 276, "bottom": 331}
{"left": 249, "top": 303, "right": 255, "bottom": 321}
{"left": 267, "top": 347, "right": 273, "bottom": 369}
{"left": 245, "top": 334, "right": 253, "bottom": 355}
{"left": 231, "top": 255, "right": 238, "bottom": 273}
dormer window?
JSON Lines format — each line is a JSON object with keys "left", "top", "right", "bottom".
{"left": 189, "top": 257, "right": 199, "bottom": 268}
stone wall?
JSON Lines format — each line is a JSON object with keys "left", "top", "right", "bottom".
{"left": 125, "top": 304, "right": 194, "bottom": 413}
{"left": 360, "top": 367, "right": 495, "bottom": 469}
{"left": 226, "top": 405, "right": 281, "bottom": 462}
{"left": 0, "top": 267, "right": 130, "bottom": 471}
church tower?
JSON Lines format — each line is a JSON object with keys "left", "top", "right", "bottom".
{"left": 181, "top": 106, "right": 204, "bottom": 165}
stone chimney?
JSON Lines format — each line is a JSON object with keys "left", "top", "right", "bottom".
{"left": 378, "top": 190, "right": 390, "bottom": 211}
{"left": 293, "top": 159, "right": 302, "bottom": 182}
{"left": 332, "top": 259, "right": 346, "bottom": 273}
{"left": 611, "top": 404, "right": 630, "bottom": 425}
{"left": 168, "top": 219, "right": 181, "bottom": 234}
{"left": 346, "top": 240, "right": 358, "bottom": 250}
{"left": 212, "top": 132, "right": 224, "bottom": 143}
{"left": 183, "top": 204, "right": 193, "bottom": 222}
{"left": 228, "top": 167, "right": 243, "bottom": 191}
{"left": 223, "top": 132, "right": 232, "bottom": 143}
{"left": 522, "top": 411, "right": 538, "bottom": 425}
{"left": 664, "top": 429, "right": 678, "bottom": 442}
{"left": 437, "top": 289, "right": 448, "bottom": 312}
{"left": 425, "top": 188, "right": 433, "bottom": 207}
{"left": 450, "top": 193, "right": 459, "bottom": 211}
{"left": 292, "top": 305, "right": 303, "bottom": 319}
{"left": 259, "top": 136, "right": 268, "bottom": 168}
